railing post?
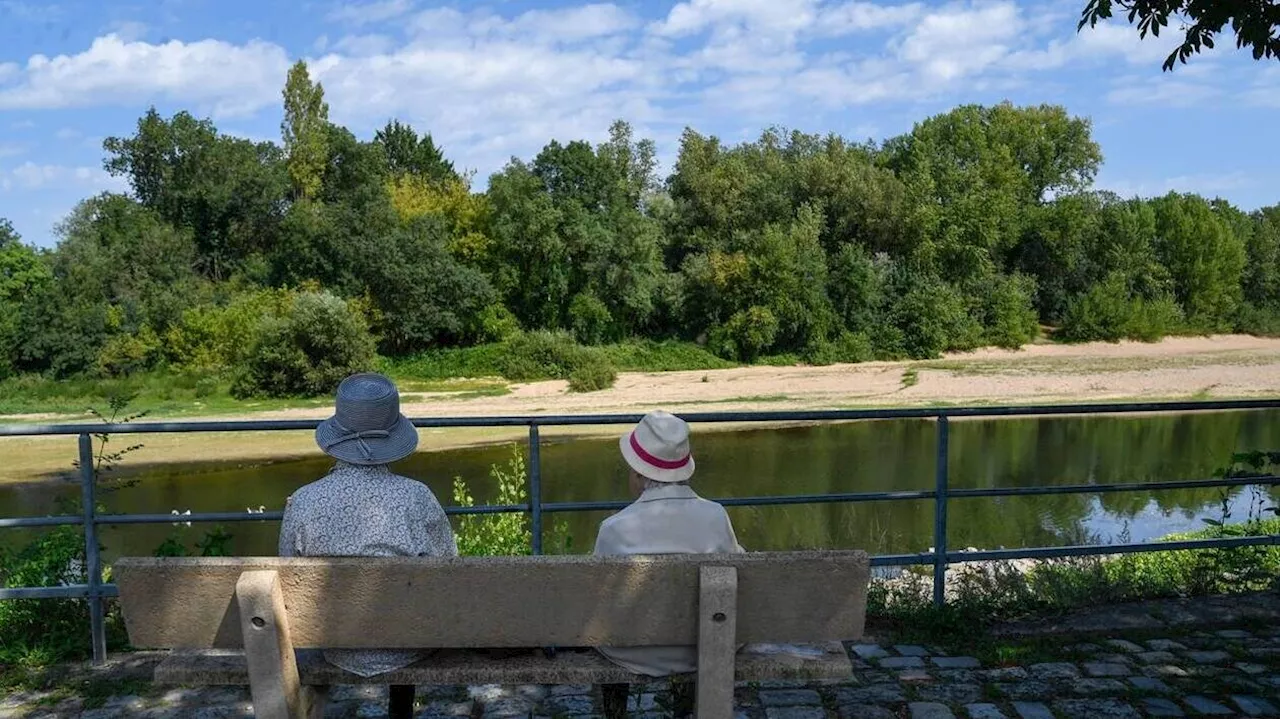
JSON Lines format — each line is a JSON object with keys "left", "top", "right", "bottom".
{"left": 528, "top": 424, "right": 543, "bottom": 555}
{"left": 79, "top": 433, "right": 106, "bottom": 663}
{"left": 932, "top": 416, "right": 949, "bottom": 608}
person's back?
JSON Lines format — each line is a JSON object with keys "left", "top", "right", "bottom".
{"left": 277, "top": 373, "right": 457, "bottom": 685}
{"left": 593, "top": 410, "right": 743, "bottom": 678}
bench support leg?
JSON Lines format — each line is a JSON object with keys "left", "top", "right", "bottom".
{"left": 236, "top": 570, "right": 320, "bottom": 719}
{"left": 695, "top": 566, "right": 737, "bottom": 719}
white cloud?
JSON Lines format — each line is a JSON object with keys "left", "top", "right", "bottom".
{"left": 3, "top": 162, "right": 124, "bottom": 191}
{"left": 813, "top": 1, "right": 923, "bottom": 36}
{"left": 0, "top": 34, "right": 291, "bottom": 118}
{"left": 326, "top": 0, "right": 416, "bottom": 27}
{"left": 1107, "top": 77, "right": 1220, "bottom": 106}
{"left": 896, "top": 2, "right": 1021, "bottom": 82}
{"left": 0, "top": 142, "right": 24, "bottom": 158}
{"left": 1100, "top": 171, "right": 1254, "bottom": 199}
{"left": 104, "top": 19, "right": 149, "bottom": 41}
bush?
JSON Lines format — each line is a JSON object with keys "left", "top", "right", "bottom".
{"left": 889, "top": 280, "right": 977, "bottom": 359}
{"left": 805, "top": 331, "right": 874, "bottom": 366}
{"left": 94, "top": 325, "right": 164, "bottom": 377}
{"left": 0, "top": 527, "right": 125, "bottom": 664}
{"left": 980, "top": 274, "right": 1040, "bottom": 349}
{"left": 451, "top": 446, "right": 570, "bottom": 556}
{"left": 708, "top": 306, "right": 779, "bottom": 362}
{"left": 497, "top": 330, "right": 616, "bottom": 388}
{"left": 472, "top": 304, "right": 522, "bottom": 343}
{"left": 568, "top": 293, "right": 613, "bottom": 345}
{"left": 1059, "top": 273, "right": 1183, "bottom": 343}
{"left": 567, "top": 353, "right": 617, "bottom": 392}
{"left": 231, "top": 291, "right": 377, "bottom": 398}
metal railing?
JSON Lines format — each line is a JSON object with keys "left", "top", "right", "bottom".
{"left": 4, "top": 398, "right": 1280, "bottom": 664}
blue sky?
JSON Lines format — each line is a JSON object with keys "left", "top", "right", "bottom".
{"left": 1, "top": 0, "right": 1277, "bottom": 247}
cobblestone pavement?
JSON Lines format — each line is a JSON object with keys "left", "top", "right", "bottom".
{"left": 6, "top": 626, "right": 1280, "bottom": 717}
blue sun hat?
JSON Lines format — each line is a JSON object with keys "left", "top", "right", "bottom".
{"left": 315, "top": 373, "right": 418, "bottom": 465}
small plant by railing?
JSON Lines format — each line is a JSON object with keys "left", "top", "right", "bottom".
{"left": 452, "top": 445, "right": 572, "bottom": 556}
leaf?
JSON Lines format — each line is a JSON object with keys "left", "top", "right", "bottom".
{"left": 1202, "top": 518, "right": 1223, "bottom": 527}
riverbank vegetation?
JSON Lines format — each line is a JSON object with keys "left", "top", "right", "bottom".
{"left": 1, "top": 62, "right": 1279, "bottom": 407}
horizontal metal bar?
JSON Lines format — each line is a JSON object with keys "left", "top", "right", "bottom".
{"left": 0, "top": 515, "right": 83, "bottom": 528}
{"left": 949, "top": 475, "right": 1280, "bottom": 499}
{"left": 540, "top": 490, "right": 939, "bottom": 515}
{"left": 3, "top": 398, "right": 1280, "bottom": 437}
{"left": 0, "top": 584, "right": 119, "bottom": 600}
{"left": 88, "top": 504, "right": 530, "bottom": 526}
{"left": 946, "top": 534, "right": 1280, "bottom": 562}
{"left": 5, "top": 475, "right": 1274, "bottom": 531}
{"left": 870, "top": 553, "right": 934, "bottom": 567}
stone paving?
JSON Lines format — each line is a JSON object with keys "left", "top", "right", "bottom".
{"left": 6, "top": 621, "right": 1280, "bottom": 716}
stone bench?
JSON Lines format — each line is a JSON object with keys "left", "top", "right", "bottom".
{"left": 113, "top": 551, "right": 869, "bottom": 719}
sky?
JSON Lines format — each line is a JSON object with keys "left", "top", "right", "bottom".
{"left": 0, "top": 0, "right": 1277, "bottom": 248}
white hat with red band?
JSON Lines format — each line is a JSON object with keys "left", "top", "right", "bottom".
{"left": 619, "top": 410, "right": 696, "bottom": 483}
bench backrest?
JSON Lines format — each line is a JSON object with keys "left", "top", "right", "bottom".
{"left": 114, "top": 551, "right": 869, "bottom": 650}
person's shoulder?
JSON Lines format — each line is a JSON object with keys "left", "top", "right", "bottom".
{"left": 391, "top": 474, "right": 442, "bottom": 502}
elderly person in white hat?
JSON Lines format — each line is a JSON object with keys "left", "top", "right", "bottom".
{"left": 594, "top": 410, "right": 744, "bottom": 712}
{"left": 278, "top": 373, "right": 456, "bottom": 719}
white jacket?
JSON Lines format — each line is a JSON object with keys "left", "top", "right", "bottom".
{"left": 592, "top": 483, "right": 744, "bottom": 676}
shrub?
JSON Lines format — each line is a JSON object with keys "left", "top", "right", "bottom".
{"left": 497, "top": 330, "right": 617, "bottom": 388}
{"left": 980, "top": 274, "right": 1040, "bottom": 349}
{"left": 94, "top": 325, "right": 164, "bottom": 377}
{"left": 1059, "top": 273, "right": 1183, "bottom": 343}
{"left": 708, "top": 306, "right": 779, "bottom": 362}
{"left": 889, "top": 280, "right": 977, "bottom": 359}
{"left": 568, "top": 293, "right": 613, "bottom": 345}
{"left": 567, "top": 353, "right": 617, "bottom": 392}
{"left": 472, "top": 304, "right": 522, "bottom": 343}
{"left": 805, "top": 331, "right": 874, "bottom": 366}
{"left": 0, "top": 527, "right": 124, "bottom": 664}
{"left": 231, "top": 291, "right": 377, "bottom": 398}
{"left": 451, "top": 446, "right": 571, "bottom": 556}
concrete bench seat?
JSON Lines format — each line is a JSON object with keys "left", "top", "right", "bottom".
{"left": 153, "top": 642, "right": 854, "bottom": 686}
{"left": 115, "top": 551, "right": 869, "bottom": 719}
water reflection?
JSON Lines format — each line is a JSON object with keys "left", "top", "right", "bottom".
{"left": 1, "top": 410, "right": 1277, "bottom": 559}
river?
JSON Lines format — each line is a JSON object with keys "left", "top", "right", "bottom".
{"left": 1, "top": 410, "right": 1278, "bottom": 560}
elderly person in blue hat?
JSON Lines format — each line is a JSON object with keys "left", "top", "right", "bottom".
{"left": 278, "top": 373, "right": 456, "bottom": 719}
{"left": 594, "top": 410, "right": 744, "bottom": 715}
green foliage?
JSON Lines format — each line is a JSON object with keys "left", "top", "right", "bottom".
{"left": 451, "top": 446, "right": 570, "bottom": 556}
{"left": 231, "top": 291, "right": 376, "bottom": 398}
{"left": 568, "top": 292, "right": 613, "bottom": 345}
{"left": 0, "top": 528, "right": 100, "bottom": 664}
{"left": 497, "top": 330, "right": 616, "bottom": 387}
{"left": 0, "top": 221, "right": 51, "bottom": 379}
{"left": 153, "top": 526, "right": 234, "bottom": 558}
{"left": 5, "top": 94, "right": 1280, "bottom": 396}
{"left": 1079, "top": 0, "right": 1280, "bottom": 71}
{"left": 1059, "top": 272, "right": 1183, "bottom": 342}
{"left": 375, "top": 120, "right": 457, "bottom": 183}
{"left": 709, "top": 306, "right": 779, "bottom": 362}
{"left": 281, "top": 61, "right": 330, "bottom": 200}
{"left": 567, "top": 353, "right": 617, "bottom": 393}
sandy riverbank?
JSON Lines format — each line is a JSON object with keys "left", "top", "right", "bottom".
{"left": 3, "top": 334, "right": 1280, "bottom": 482}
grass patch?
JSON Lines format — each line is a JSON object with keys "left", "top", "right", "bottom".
{"left": 901, "top": 367, "right": 919, "bottom": 389}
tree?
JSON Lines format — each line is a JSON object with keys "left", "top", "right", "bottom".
{"left": 374, "top": 120, "right": 457, "bottom": 182}
{"left": 0, "top": 220, "right": 52, "bottom": 378}
{"left": 18, "top": 195, "right": 205, "bottom": 377}
{"left": 281, "top": 61, "right": 330, "bottom": 200}
{"left": 1079, "top": 0, "right": 1280, "bottom": 71}
{"left": 1150, "top": 192, "right": 1246, "bottom": 329}
{"left": 884, "top": 103, "right": 1102, "bottom": 283}
{"left": 103, "top": 108, "right": 288, "bottom": 280}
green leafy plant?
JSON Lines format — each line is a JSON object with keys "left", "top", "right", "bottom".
{"left": 451, "top": 445, "right": 571, "bottom": 556}
{"left": 71, "top": 392, "right": 148, "bottom": 493}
